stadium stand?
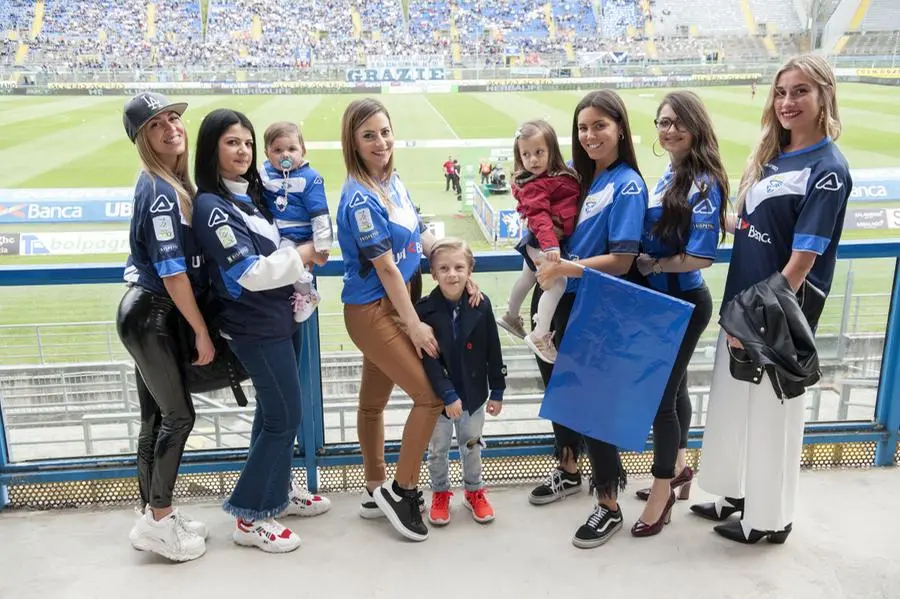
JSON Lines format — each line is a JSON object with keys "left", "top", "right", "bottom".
{"left": 2, "top": 0, "right": 898, "bottom": 71}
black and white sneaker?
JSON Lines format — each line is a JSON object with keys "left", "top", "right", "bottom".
{"left": 360, "top": 487, "right": 425, "bottom": 519}
{"left": 528, "top": 468, "right": 583, "bottom": 505}
{"left": 572, "top": 504, "right": 623, "bottom": 549}
{"left": 372, "top": 480, "right": 429, "bottom": 542}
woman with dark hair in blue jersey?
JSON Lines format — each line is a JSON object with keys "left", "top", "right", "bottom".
{"left": 629, "top": 90, "right": 729, "bottom": 537}
{"left": 116, "top": 92, "right": 210, "bottom": 563}
{"left": 528, "top": 89, "right": 648, "bottom": 549}
{"left": 694, "top": 54, "right": 851, "bottom": 544}
{"left": 191, "top": 108, "right": 331, "bottom": 555}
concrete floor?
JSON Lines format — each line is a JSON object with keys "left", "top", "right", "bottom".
{"left": 1, "top": 468, "right": 899, "bottom": 599}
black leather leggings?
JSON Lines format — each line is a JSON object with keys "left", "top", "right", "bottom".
{"left": 116, "top": 286, "right": 196, "bottom": 509}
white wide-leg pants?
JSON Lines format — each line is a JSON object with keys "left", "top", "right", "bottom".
{"left": 697, "top": 331, "right": 807, "bottom": 531}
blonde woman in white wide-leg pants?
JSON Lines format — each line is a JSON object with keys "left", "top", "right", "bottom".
{"left": 695, "top": 332, "right": 806, "bottom": 539}
{"left": 692, "top": 53, "right": 852, "bottom": 544}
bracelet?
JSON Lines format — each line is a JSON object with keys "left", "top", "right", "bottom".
{"left": 652, "top": 259, "right": 663, "bottom": 275}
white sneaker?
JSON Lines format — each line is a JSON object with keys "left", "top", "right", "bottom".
{"left": 135, "top": 505, "right": 208, "bottom": 539}
{"left": 281, "top": 483, "right": 332, "bottom": 517}
{"left": 129, "top": 509, "right": 206, "bottom": 562}
{"left": 233, "top": 518, "right": 301, "bottom": 553}
{"left": 292, "top": 288, "right": 321, "bottom": 323}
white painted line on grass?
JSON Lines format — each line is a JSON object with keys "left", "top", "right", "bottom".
{"left": 423, "top": 96, "right": 460, "bottom": 140}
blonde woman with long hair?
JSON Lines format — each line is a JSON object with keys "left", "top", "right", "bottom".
{"left": 116, "top": 93, "right": 212, "bottom": 562}
{"left": 693, "top": 55, "right": 852, "bottom": 544}
{"left": 336, "top": 98, "right": 481, "bottom": 542}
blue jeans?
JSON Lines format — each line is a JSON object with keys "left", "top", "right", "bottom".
{"left": 427, "top": 406, "right": 486, "bottom": 492}
{"left": 223, "top": 331, "right": 301, "bottom": 521}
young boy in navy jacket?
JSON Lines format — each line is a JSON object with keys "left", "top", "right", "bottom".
{"left": 416, "top": 237, "right": 507, "bottom": 525}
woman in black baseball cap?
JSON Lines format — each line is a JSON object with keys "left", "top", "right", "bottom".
{"left": 115, "top": 92, "right": 211, "bottom": 562}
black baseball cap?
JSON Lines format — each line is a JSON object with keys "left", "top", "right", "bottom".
{"left": 123, "top": 92, "right": 188, "bottom": 143}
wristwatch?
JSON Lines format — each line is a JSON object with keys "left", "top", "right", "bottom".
{"left": 651, "top": 259, "right": 663, "bottom": 275}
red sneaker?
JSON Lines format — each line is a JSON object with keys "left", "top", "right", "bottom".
{"left": 429, "top": 490, "right": 452, "bottom": 526}
{"left": 465, "top": 489, "right": 495, "bottom": 523}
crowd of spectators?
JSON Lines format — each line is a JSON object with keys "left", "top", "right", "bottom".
{"left": 0, "top": 0, "right": 864, "bottom": 72}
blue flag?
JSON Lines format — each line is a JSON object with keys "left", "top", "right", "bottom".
{"left": 539, "top": 269, "right": 694, "bottom": 452}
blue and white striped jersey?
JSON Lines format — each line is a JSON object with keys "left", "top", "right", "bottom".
{"left": 565, "top": 161, "right": 647, "bottom": 293}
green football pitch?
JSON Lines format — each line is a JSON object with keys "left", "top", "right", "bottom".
{"left": 1, "top": 83, "right": 899, "bottom": 360}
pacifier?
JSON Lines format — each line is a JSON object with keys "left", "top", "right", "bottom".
{"left": 279, "top": 158, "right": 293, "bottom": 170}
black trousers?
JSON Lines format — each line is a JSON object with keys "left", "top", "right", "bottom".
{"left": 531, "top": 287, "right": 626, "bottom": 499}
{"left": 648, "top": 283, "right": 713, "bottom": 478}
{"left": 116, "top": 286, "right": 196, "bottom": 508}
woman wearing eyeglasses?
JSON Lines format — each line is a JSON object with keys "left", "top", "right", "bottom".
{"left": 629, "top": 91, "right": 728, "bottom": 537}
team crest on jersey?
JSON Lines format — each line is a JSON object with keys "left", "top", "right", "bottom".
{"left": 621, "top": 181, "right": 642, "bottom": 195}
{"left": 208, "top": 207, "right": 229, "bottom": 228}
{"left": 275, "top": 196, "right": 288, "bottom": 211}
{"left": 149, "top": 194, "right": 174, "bottom": 214}
{"left": 815, "top": 172, "right": 843, "bottom": 192}
{"left": 766, "top": 177, "right": 785, "bottom": 194}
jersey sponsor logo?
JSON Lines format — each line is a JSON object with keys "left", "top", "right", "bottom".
{"left": 152, "top": 215, "right": 175, "bottom": 241}
{"left": 208, "top": 207, "right": 229, "bottom": 228}
{"left": 313, "top": 176, "right": 324, "bottom": 185}
{"left": 738, "top": 218, "right": 772, "bottom": 244}
{"left": 216, "top": 225, "right": 238, "bottom": 248}
{"left": 692, "top": 222, "right": 715, "bottom": 231}
{"left": 621, "top": 180, "right": 642, "bottom": 195}
{"left": 225, "top": 245, "right": 249, "bottom": 265}
{"left": 393, "top": 240, "right": 423, "bottom": 264}
{"left": 693, "top": 197, "right": 715, "bottom": 215}
{"left": 814, "top": 172, "right": 843, "bottom": 192}
{"left": 149, "top": 194, "right": 175, "bottom": 214}
{"left": 354, "top": 207, "right": 375, "bottom": 233}
{"left": 348, "top": 192, "right": 368, "bottom": 208}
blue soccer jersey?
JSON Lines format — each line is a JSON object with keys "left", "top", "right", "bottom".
{"left": 722, "top": 137, "right": 851, "bottom": 307}
{"left": 193, "top": 180, "right": 304, "bottom": 341}
{"left": 123, "top": 172, "right": 207, "bottom": 298}
{"left": 565, "top": 161, "right": 647, "bottom": 293}
{"left": 260, "top": 160, "right": 332, "bottom": 249}
{"left": 642, "top": 164, "right": 723, "bottom": 293}
{"left": 337, "top": 173, "right": 425, "bottom": 305}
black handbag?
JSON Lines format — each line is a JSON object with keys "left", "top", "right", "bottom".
{"left": 179, "top": 294, "right": 250, "bottom": 406}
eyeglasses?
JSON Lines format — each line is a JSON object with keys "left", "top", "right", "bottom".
{"left": 654, "top": 117, "right": 686, "bottom": 132}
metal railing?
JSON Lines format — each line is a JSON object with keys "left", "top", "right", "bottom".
{"left": 1, "top": 242, "right": 900, "bottom": 508}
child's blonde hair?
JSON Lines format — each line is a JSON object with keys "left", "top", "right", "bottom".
{"left": 429, "top": 237, "right": 474, "bottom": 270}
{"left": 513, "top": 119, "right": 578, "bottom": 182}
{"left": 263, "top": 121, "right": 306, "bottom": 153}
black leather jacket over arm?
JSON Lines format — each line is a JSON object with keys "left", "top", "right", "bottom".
{"left": 718, "top": 272, "right": 826, "bottom": 400}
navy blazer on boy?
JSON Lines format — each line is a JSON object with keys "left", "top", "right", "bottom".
{"left": 415, "top": 287, "right": 506, "bottom": 415}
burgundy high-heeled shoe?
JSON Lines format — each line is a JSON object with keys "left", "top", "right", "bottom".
{"left": 631, "top": 490, "right": 677, "bottom": 537}
{"left": 635, "top": 466, "right": 693, "bottom": 501}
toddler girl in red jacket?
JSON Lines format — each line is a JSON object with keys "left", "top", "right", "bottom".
{"left": 497, "top": 120, "right": 580, "bottom": 364}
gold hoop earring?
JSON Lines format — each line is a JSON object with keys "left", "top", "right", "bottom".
{"left": 652, "top": 139, "right": 664, "bottom": 158}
